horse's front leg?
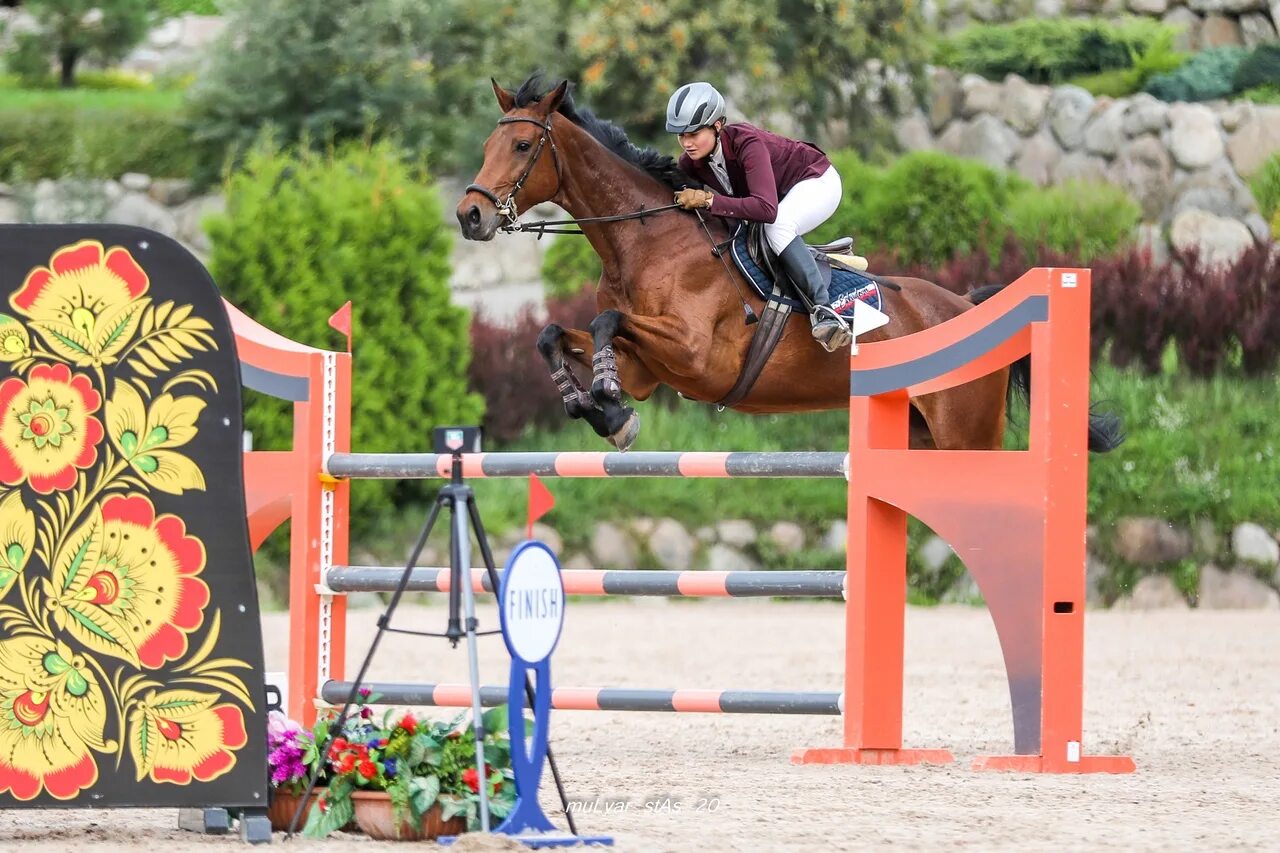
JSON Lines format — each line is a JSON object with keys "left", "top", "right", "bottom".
{"left": 535, "top": 323, "right": 597, "bottom": 421}
{"left": 588, "top": 309, "right": 626, "bottom": 404}
{"left": 535, "top": 321, "right": 648, "bottom": 451}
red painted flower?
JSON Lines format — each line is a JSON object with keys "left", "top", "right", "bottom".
{"left": 128, "top": 690, "right": 247, "bottom": 785}
{"left": 10, "top": 240, "right": 150, "bottom": 367}
{"left": 51, "top": 494, "right": 208, "bottom": 668}
{"left": 0, "top": 364, "right": 103, "bottom": 494}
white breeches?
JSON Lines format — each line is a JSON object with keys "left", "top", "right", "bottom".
{"left": 764, "top": 165, "right": 843, "bottom": 254}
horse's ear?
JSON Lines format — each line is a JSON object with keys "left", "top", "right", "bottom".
{"left": 492, "top": 78, "right": 516, "bottom": 113}
{"left": 540, "top": 79, "right": 570, "bottom": 116}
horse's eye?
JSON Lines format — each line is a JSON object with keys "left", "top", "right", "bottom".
{"left": 516, "top": 140, "right": 532, "bottom": 153}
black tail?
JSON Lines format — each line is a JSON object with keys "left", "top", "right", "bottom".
{"left": 970, "top": 284, "right": 1125, "bottom": 454}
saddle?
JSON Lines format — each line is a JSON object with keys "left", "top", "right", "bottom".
{"left": 707, "top": 223, "right": 892, "bottom": 409}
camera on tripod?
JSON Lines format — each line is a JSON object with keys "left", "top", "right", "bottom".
{"left": 433, "top": 425, "right": 483, "bottom": 455}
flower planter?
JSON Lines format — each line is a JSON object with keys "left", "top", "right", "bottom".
{"left": 350, "top": 790, "right": 467, "bottom": 841}
{"left": 267, "top": 787, "right": 325, "bottom": 832}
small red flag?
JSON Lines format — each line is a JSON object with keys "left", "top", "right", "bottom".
{"left": 527, "top": 473, "right": 555, "bottom": 541}
{"left": 328, "top": 301, "right": 352, "bottom": 353}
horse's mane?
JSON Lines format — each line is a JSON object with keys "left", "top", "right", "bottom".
{"left": 512, "top": 74, "right": 690, "bottom": 191}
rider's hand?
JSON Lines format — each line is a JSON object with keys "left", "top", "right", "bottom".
{"left": 675, "top": 188, "right": 714, "bottom": 210}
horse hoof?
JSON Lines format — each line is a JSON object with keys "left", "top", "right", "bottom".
{"left": 606, "top": 410, "right": 640, "bottom": 452}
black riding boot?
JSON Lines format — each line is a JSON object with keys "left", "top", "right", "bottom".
{"left": 777, "top": 236, "right": 851, "bottom": 352}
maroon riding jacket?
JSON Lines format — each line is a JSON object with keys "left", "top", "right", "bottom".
{"left": 678, "top": 123, "right": 831, "bottom": 223}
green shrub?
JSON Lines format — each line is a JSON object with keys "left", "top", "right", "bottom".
{"left": 0, "top": 103, "right": 196, "bottom": 181}
{"left": 1252, "top": 153, "right": 1280, "bottom": 222}
{"left": 6, "top": 33, "right": 54, "bottom": 86}
{"left": 808, "top": 148, "right": 883, "bottom": 247}
{"left": 1145, "top": 45, "right": 1250, "bottom": 102}
{"left": 859, "top": 151, "right": 1022, "bottom": 266}
{"left": 933, "top": 17, "right": 1178, "bottom": 84}
{"left": 156, "top": 0, "right": 220, "bottom": 14}
{"left": 1070, "top": 28, "right": 1188, "bottom": 97}
{"left": 1005, "top": 180, "right": 1140, "bottom": 262}
{"left": 1234, "top": 42, "right": 1280, "bottom": 92}
{"left": 1241, "top": 84, "right": 1280, "bottom": 105}
{"left": 205, "top": 138, "right": 484, "bottom": 545}
{"left": 183, "top": 0, "right": 438, "bottom": 183}
{"left": 541, "top": 236, "right": 602, "bottom": 300}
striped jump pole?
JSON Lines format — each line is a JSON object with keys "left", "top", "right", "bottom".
{"left": 321, "top": 682, "right": 841, "bottom": 715}
{"left": 324, "top": 450, "right": 847, "bottom": 479}
{"left": 325, "top": 566, "right": 846, "bottom": 598}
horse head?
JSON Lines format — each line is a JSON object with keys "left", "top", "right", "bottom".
{"left": 456, "top": 79, "right": 570, "bottom": 241}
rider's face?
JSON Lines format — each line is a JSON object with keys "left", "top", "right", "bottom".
{"left": 677, "top": 124, "right": 719, "bottom": 160}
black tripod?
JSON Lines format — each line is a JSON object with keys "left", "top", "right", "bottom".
{"left": 286, "top": 447, "right": 578, "bottom": 838}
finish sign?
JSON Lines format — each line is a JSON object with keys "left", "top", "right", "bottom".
{"left": 499, "top": 542, "right": 565, "bottom": 666}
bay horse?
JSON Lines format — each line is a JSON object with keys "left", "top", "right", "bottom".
{"left": 456, "top": 76, "right": 1122, "bottom": 453}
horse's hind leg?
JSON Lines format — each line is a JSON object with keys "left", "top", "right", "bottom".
{"left": 911, "top": 371, "right": 1009, "bottom": 450}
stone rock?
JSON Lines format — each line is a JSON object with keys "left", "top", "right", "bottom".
{"left": 1199, "top": 14, "right": 1243, "bottom": 47}
{"left": 1110, "top": 135, "right": 1175, "bottom": 220}
{"left": 1051, "top": 151, "right": 1109, "bottom": 184}
{"left": 149, "top": 178, "right": 193, "bottom": 207}
{"left": 917, "top": 535, "right": 954, "bottom": 573}
{"left": 1170, "top": 208, "right": 1256, "bottom": 268}
{"left": 766, "top": 522, "right": 806, "bottom": 555}
{"left": 1240, "top": 12, "right": 1278, "bottom": 45}
{"left": 1013, "top": 131, "right": 1063, "bottom": 187}
{"left": 1171, "top": 159, "right": 1257, "bottom": 220}
{"left": 1002, "top": 75, "right": 1050, "bottom": 135}
{"left": 1047, "top": 86, "right": 1095, "bottom": 150}
{"left": 32, "top": 179, "right": 112, "bottom": 223}
{"left": 1116, "top": 574, "right": 1189, "bottom": 610}
{"left": 650, "top": 518, "right": 695, "bottom": 570}
{"left": 1244, "top": 213, "right": 1272, "bottom": 243}
{"left": 695, "top": 526, "right": 716, "bottom": 544}
{"left": 1113, "top": 517, "right": 1193, "bottom": 565}
{"left": 928, "top": 67, "right": 963, "bottom": 132}
{"left": 1129, "top": 0, "right": 1169, "bottom": 11}
{"left": 147, "top": 17, "right": 184, "bottom": 49}
{"left": 1189, "top": 0, "right": 1266, "bottom": 9}
{"left": 824, "top": 521, "right": 848, "bottom": 553}
{"left": 948, "top": 113, "right": 1021, "bottom": 169}
{"left": 120, "top": 172, "right": 152, "bottom": 192}
{"left": 1122, "top": 93, "right": 1170, "bottom": 137}
{"left": 173, "top": 194, "right": 225, "bottom": 257}
{"left": 0, "top": 198, "right": 22, "bottom": 224}
{"left": 630, "top": 518, "right": 657, "bottom": 538}
{"left": 529, "top": 522, "right": 563, "bottom": 556}
{"left": 562, "top": 552, "right": 595, "bottom": 571}
{"left": 706, "top": 544, "right": 760, "bottom": 573}
{"left": 1084, "top": 101, "right": 1128, "bottom": 157}
{"left": 716, "top": 520, "right": 757, "bottom": 548}
{"left": 590, "top": 521, "right": 637, "bottom": 568}
{"left": 1135, "top": 223, "right": 1171, "bottom": 267}
{"left": 1198, "top": 564, "right": 1280, "bottom": 609}
{"left": 895, "top": 110, "right": 933, "bottom": 152}
{"left": 1219, "top": 100, "right": 1253, "bottom": 133}
{"left": 1227, "top": 106, "right": 1280, "bottom": 177}
{"left": 1168, "top": 104, "right": 1225, "bottom": 170}
{"left": 1035, "top": 0, "right": 1065, "bottom": 13}
{"left": 107, "top": 193, "right": 179, "bottom": 237}
{"left": 1231, "top": 521, "right": 1280, "bottom": 566}
{"left": 0, "top": 183, "right": 12, "bottom": 197}
{"left": 960, "top": 74, "right": 1004, "bottom": 119}
{"left": 1162, "top": 7, "right": 1203, "bottom": 51}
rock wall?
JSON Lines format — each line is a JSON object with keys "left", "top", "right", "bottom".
{"left": 925, "top": 0, "right": 1280, "bottom": 48}
{"left": 896, "top": 70, "right": 1280, "bottom": 265}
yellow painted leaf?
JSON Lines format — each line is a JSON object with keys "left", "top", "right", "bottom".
{"left": 133, "top": 449, "right": 205, "bottom": 495}
{"left": 95, "top": 298, "right": 149, "bottom": 361}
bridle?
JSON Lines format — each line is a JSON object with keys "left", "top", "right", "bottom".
{"left": 464, "top": 114, "right": 563, "bottom": 230}
{"left": 463, "top": 112, "right": 681, "bottom": 237}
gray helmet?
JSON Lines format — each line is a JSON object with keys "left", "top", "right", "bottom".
{"left": 665, "top": 82, "right": 726, "bottom": 134}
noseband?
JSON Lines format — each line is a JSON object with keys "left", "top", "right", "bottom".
{"left": 464, "top": 115, "right": 563, "bottom": 228}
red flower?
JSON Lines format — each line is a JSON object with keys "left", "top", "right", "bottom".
{"left": 358, "top": 761, "right": 376, "bottom": 780}
{"left": 339, "top": 755, "right": 355, "bottom": 774}
{"left": 462, "top": 768, "right": 480, "bottom": 793}
{"left": 399, "top": 713, "right": 417, "bottom": 732}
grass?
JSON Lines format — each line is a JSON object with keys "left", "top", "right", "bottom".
{"left": 0, "top": 82, "right": 184, "bottom": 112}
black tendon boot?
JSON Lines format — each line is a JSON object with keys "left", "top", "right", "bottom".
{"left": 776, "top": 236, "right": 852, "bottom": 352}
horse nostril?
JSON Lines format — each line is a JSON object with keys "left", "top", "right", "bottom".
{"left": 467, "top": 205, "right": 481, "bottom": 226}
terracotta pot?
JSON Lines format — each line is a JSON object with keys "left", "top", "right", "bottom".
{"left": 267, "top": 787, "right": 325, "bottom": 832}
{"left": 350, "top": 790, "right": 468, "bottom": 841}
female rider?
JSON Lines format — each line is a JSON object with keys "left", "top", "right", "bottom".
{"left": 667, "top": 81, "right": 849, "bottom": 351}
